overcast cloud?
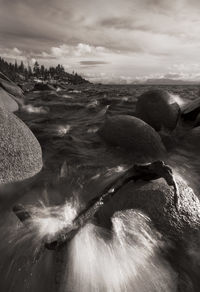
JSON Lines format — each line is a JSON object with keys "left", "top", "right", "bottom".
{"left": 1, "top": 0, "right": 200, "bottom": 83}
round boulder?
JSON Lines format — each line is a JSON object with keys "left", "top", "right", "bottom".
{"left": 0, "top": 108, "right": 43, "bottom": 184}
{"left": 136, "top": 90, "right": 180, "bottom": 131}
{"left": 96, "top": 177, "right": 200, "bottom": 240}
{"left": 0, "top": 77, "right": 24, "bottom": 98}
{"left": 0, "top": 87, "right": 19, "bottom": 112}
{"left": 98, "top": 115, "right": 166, "bottom": 160}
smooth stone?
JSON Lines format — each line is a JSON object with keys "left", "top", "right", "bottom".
{"left": 0, "top": 87, "right": 19, "bottom": 112}
{"left": 96, "top": 177, "right": 200, "bottom": 240}
{"left": 182, "top": 97, "right": 200, "bottom": 121}
{"left": 98, "top": 115, "right": 166, "bottom": 160}
{"left": 0, "top": 76, "right": 24, "bottom": 98}
{"left": 0, "top": 108, "right": 43, "bottom": 184}
{"left": 136, "top": 89, "right": 180, "bottom": 131}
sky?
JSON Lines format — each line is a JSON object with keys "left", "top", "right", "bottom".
{"left": 1, "top": 0, "right": 200, "bottom": 83}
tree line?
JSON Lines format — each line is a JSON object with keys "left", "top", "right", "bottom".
{"left": 0, "top": 57, "right": 88, "bottom": 84}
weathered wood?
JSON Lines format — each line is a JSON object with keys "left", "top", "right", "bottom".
{"left": 13, "top": 160, "right": 178, "bottom": 252}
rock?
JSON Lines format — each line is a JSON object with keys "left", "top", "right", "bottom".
{"left": 182, "top": 98, "right": 200, "bottom": 121}
{"left": 0, "top": 108, "right": 43, "bottom": 184}
{"left": 0, "top": 87, "right": 19, "bottom": 112}
{"left": 96, "top": 177, "right": 200, "bottom": 240}
{"left": 136, "top": 90, "right": 180, "bottom": 131}
{"left": 33, "top": 83, "right": 56, "bottom": 91}
{"left": 98, "top": 115, "right": 166, "bottom": 160}
{"left": 0, "top": 76, "right": 24, "bottom": 98}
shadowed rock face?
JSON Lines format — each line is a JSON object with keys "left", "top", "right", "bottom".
{"left": 98, "top": 115, "right": 166, "bottom": 160}
{"left": 0, "top": 87, "right": 19, "bottom": 112}
{"left": 136, "top": 90, "right": 180, "bottom": 131}
{"left": 33, "top": 83, "right": 55, "bottom": 91}
{"left": 96, "top": 177, "right": 200, "bottom": 240}
{"left": 0, "top": 108, "right": 43, "bottom": 184}
{"left": 0, "top": 77, "right": 24, "bottom": 98}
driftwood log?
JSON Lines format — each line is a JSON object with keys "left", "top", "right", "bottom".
{"left": 13, "top": 160, "right": 178, "bottom": 252}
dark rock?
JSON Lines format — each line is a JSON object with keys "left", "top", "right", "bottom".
{"left": 0, "top": 87, "right": 19, "bottom": 112}
{"left": 0, "top": 108, "right": 43, "bottom": 184}
{"left": 98, "top": 115, "right": 166, "bottom": 160}
{"left": 182, "top": 98, "right": 200, "bottom": 121}
{"left": 136, "top": 89, "right": 180, "bottom": 131}
{"left": 33, "top": 83, "right": 56, "bottom": 91}
{"left": 96, "top": 177, "right": 200, "bottom": 240}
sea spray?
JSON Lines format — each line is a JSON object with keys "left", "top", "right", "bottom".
{"left": 65, "top": 210, "right": 177, "bottom": 292}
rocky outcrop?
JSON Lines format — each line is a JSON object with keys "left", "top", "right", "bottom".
{"left": 0, "top": 76, "right": 24, "bottom": 98}
{"left": 0, "top": 87, "right": 18, "bottom": 112}
{"left": 96, "top": 177, "right": 200, "bottom": 240}
{"left": 181, "top": 97, "right": 200, "bottom": 121}
{"left": 136, "top": 90, "right": 180, "bottom": 131}
{"left": 0, "top": 108, "right": 43, "bottom": 184}
{"left": 33, "top": 83, "right": 56, "bottom": 91}
{"left": 98, "top": 115, "right": 166, "bottom": 160}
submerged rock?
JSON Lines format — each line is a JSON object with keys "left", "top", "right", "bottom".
{"left": 96, "top": 176, "right": 200, "bottom": 240}
{"left": 0, "top": 108, "right": 43, "bottom": 184}
{"left": 98, "top": 115, "right": 166, "bottom": 160}
{"left": 0, "top": 87, "right": 18, "bottom": 112}
{"left": 136, "top": 90, "right": 180, "bottom": 131}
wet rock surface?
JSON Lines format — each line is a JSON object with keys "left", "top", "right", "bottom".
{"left": 96, "top": 177, "right": 200, "bottom": 240}
{"left": 99, "top": 115, "right": 166, "bottom": 161}
{"left": 136, "top": 89, "right": 180, "bottom": 131}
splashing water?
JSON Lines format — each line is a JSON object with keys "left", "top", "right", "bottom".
{"left": 169, "top": 93, "right": 186, "bottom": 108}
{"left": 65, "top": 210, "right": 176, "bottom": 292}
{"left": 27, "top": 200, "right": 78, "bottom": 242}
{"left": 56, "top": 125, "right": 71, "bottom": 136}
{"left": 22, "top": 104, "right": 49, "bottom": 114}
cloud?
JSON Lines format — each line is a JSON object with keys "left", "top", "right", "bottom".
{"left": 1, "top": 0, "right": 200, "bottom": 82}
{"left": 80, "top": 61, "right": 109, "bottom": 66}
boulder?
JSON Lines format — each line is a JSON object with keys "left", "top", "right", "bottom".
{"left": 98, "top": 115, "right": 166, "bottom": 160}
{"left": 33, "top": 83, "right": 55, "bottom": 91}
{"left": 0, "top": 77, "right": 24, "bottom": 98}
{"left": 182, "top": 98, "right": 200, "bottom": 121}
{"left": 136, "top": 90, "right": 180, "bottom": 131}
{"left": 0, "top": 87, "right": 19, "bottom": 112}
{"left": 0, "top": 108, "right": 43, "bottom": 184}
{"left": 96, "top": 177, "right": 200, "bottom": 240}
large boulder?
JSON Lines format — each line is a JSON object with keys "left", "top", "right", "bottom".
{"left": 136, "top": 90, "right": 180, "bottom": 131}
{"left": 96, "top": 177, "right": 200, "bottom": 240}
{"left": 0, "top": 108, "right": 43, "bottom": 184}
{"left": 98, "top": 115, "right": 166, "bottom": 160}
{"left": 0, "top": 77, "right": 24, "bottom": 98}
{"left": 0, "top": 87, "right": 19, "bottom": 112}
{"left": 181, "top": 97, "right": 200, "bottom": 121}
{"left": 33, "top": 83, "right": 55, "bottom": 91}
